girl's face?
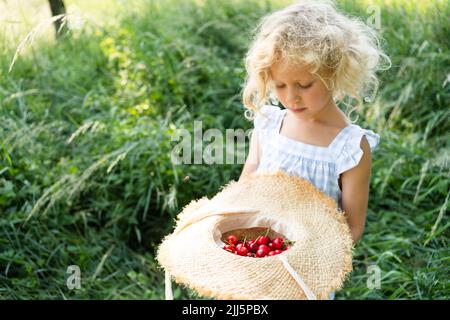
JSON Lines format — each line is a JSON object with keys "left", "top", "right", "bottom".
{"left": 269, "top": 59, "right": 334, "bottom": 121}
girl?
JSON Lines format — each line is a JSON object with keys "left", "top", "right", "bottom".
{"left": 239, "top": 1, "right": 390, "bottom": 298}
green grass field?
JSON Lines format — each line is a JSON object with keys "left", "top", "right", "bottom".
{"left": 0, "top": 0, "right": 448, "bottom": 299}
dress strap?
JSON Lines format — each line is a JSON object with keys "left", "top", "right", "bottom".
{"left": 328, "top": 124, "right": 355, "bottom": 154}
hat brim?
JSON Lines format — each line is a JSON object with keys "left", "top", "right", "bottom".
{"left": 157, "top": 171, "right": 353, "bottom": 300}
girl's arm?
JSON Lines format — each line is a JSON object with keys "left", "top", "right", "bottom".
{"left": 239, "top": 130, "right": 261, "bottom": 182}
{"left": 340, "top": 136, "right": 373, "bottom": 244}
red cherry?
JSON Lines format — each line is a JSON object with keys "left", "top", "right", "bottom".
{"left": 248, "top": 242, "right": 259, "bottom": 253}
{"left": 268, "top": 242, "right": 275, "bottom": 250}
{"left": 257, "top": 236, "right": 270, "bottom": 246}
{"left": 223, "top": 244, "right": 235, "bottom": 252}
{"left": 236, "top": 245, "right": 249, "bottom": 256}
{"left": 283, "top": 246, "right": 290, "bottom": 251}
{"left": 272, "top": 237, "right": 284, "bottom": 250}
{"left": 274, "top": 249, "right": 283, "bottom": 255}
{"left": 226, "top": 235, "right": 238, "bottom": 245}
{"left": 256, "top": 249, "right": 266, "bottom": 258}
{"left": 258, "top": 244, "right": 270, "bottom": 255}
{"left": 268, "top": 251, "right": 277, "bottom": 256}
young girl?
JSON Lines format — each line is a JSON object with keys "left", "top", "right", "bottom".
{"left": 239, "top": 1, "right": 389, "bottom": 298}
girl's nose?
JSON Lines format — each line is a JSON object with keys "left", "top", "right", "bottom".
{"left": 287, "top": 88, "right": 301, "bottom": 104}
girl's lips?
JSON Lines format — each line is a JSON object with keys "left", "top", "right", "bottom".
{"left": 291, "top": 108, "right": 306, "bottom": 113}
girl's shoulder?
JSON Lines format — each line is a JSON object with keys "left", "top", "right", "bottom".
{"left": 253, "top": 104, "right": 283, "bottom": 131}
{"left": 334, "top": 123, "right": 381, "bottom": 174}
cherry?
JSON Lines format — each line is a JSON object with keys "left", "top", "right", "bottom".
{"left": 249, "top": 242, "right": 259, "bottom": 253}
{"left": 236, "top": 243, "right": 246, "bottom": 249}
{"left": 223, "top": 244, "right": 235, "bottom": 253}
{"left": 226, "top": 235, "right": 238, "bottom": 245}
{"left": 256, "top": 249, "right": 266, "bottom": 258}
{"left": 274, "top": 249, "right": 283, "bottom": 254}
{"left": 258, "top": 244, "right": 270, "bottom": 255}
{"left": 236, "top": 245, "right": 249, "bottom": 256}
{"left": 257, "top": 236, "right": 270, "bottom": 246}
{"left": 272, "top": 237, "right": 284, "bottom": 250}
{"left": 268, "top": 251, "right": 277, "bottom": 256}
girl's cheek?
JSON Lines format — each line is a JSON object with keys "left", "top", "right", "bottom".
{"left": 302, "top": 91, "right": 316, "bottom": 106}
{"left": 305, "top": 89, "right": 328, "bottom": 108}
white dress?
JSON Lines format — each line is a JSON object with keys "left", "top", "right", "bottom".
{"left": 253, "top": 105, "right": 381, "bottom": 300}
{"left": 253, "top": 105, "right": 380, "bottom": 211}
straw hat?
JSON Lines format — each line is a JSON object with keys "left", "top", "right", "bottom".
{"left": 156, "top": 170, "right": 354, "bottom": 300}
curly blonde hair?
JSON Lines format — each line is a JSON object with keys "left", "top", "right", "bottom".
{"left": 242, "top": 0, "right": 390, "bottom": 120}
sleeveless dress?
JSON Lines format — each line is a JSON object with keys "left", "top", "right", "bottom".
{"left": 253, "top": 105, "right": 380, "bottom": 301}
{"left": 253, "top": 105, "right": 380, "bottom": 211}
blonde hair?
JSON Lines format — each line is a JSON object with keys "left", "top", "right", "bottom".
{"left": 242, "top": 0, "right": 390, "bottom": 120}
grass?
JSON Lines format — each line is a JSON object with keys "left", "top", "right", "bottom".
{"left": 0, "top": 0, "right": 448, "bottom": 299}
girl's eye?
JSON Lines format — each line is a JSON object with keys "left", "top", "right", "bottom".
{"left": 275, "top": 83, "right": 313, "bottom": 89}
{"left": 297, "top": 82, "right": 313, "bottom": 89}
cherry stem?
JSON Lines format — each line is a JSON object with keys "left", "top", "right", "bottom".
{"left": 283, "top": 239, "right": 296, "bottom": 248}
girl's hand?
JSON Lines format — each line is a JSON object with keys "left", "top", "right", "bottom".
{"left": 340, "top": 136, "right": 373, "bottom": 244}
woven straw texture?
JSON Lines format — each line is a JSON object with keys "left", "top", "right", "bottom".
{"left": 157, "top": 171, "right": 354, "bottom": 300}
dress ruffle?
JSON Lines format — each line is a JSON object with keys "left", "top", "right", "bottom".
{"left": 254, "top": 105, "right": 281, "bottom": 131}
{"left": 335, "top": 128, "right": 380, "bottom": 175}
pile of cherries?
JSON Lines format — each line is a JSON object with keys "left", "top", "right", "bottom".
{"left": 222, "top": 231, "right": 293, "bottom": 258}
